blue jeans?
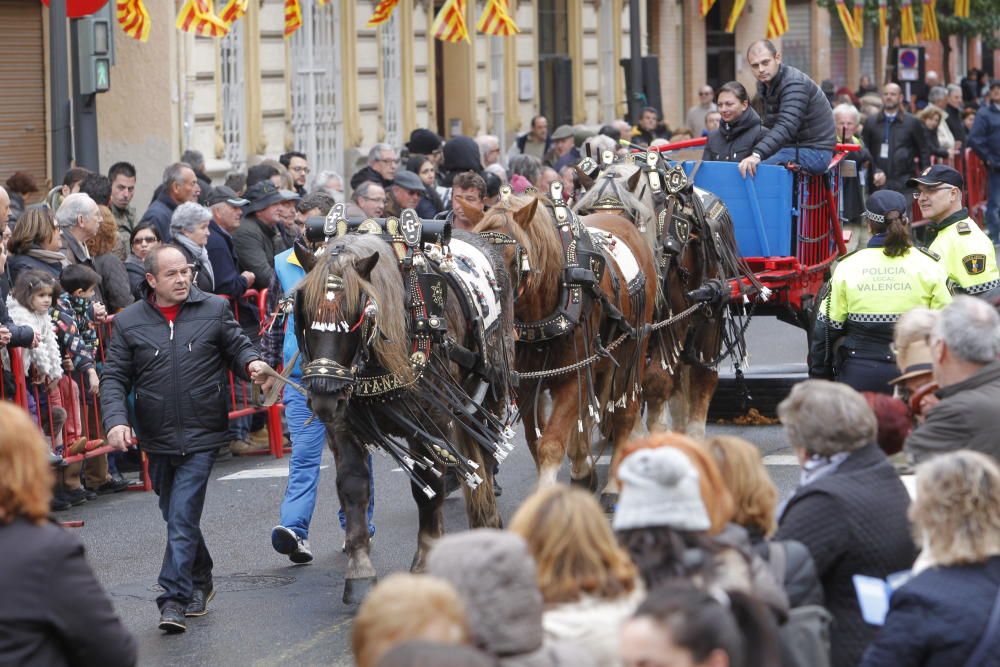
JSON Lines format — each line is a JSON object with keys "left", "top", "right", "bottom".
{"left": 764, "top": 147, "right": 833, "bottom": 175}
{"left": 280, "top": 385, "right": 374, "bottom": 539}
{"left": 147, "top": 450, "right": 216, "bottom": 609}
{"left": 986, "top": 170, "right": 1000, "bottom": 244}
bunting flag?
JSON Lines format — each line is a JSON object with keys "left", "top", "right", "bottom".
{"left": 283, "top": 0, "right": 302, "bottom": 37}
{"left": 318, "top": 0, "right": 332, "bottom": 5}
{"left": 900, "top": 0, "right": 918, "bottom": 44}
{"left": 366, "top": 0, "right": 400, "bottom": 27}
{"left": 477, "top": 0, "right": 520, "bottom": 35}
{"left": 878, "top": 0, "right": 888, "bottom": 43}
{"left": 116, "top": 0, "right": 151, "bottom": 42}
{"left": 725, "top": 0, "right": 747, "bottom": 33}
{"left": 920, "top": 0, "right": 940, "bottom": 41}
{"left": 765, "top": 0, "right": 789, "bottom": 38}
{"left": 954, "top": 0, "right": 970, "bottom": 16}
{"left": 700, "top": 0, "right": 718, "bottom": 18}
{"left": 853, "top": 2, "right": 864, "bottom": 46}
{"left": 835, "top": 0, "right": 863, "bottom": 48}
{"left": 219, "top": 0, "right": 248, "bottom": 25}
{"left": 176, "top": 0, "right": 230, "bottom": 37}
{"left": 432, "top": 0, "right": 471, "bottom": 43}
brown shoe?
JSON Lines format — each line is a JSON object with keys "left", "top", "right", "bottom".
{"left": 68, "top": 437, "right": 89, "bottom": 455}
{"left": 247, "top": 427, "right": 270, "bottom": 448}
{"left": 229, "top": 439, "right": 268, "bottom": 456}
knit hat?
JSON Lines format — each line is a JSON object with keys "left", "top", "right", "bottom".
{"left": 406, "top": 128, "right": 443, "bottom": 156}
{"left": 612, "top": 447, "right": 712, "bottom": 532}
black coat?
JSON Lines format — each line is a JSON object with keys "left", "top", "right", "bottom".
{"left": 946, "top": 104, "right": 967, "bottom": 144}
{"left": 92, "top": 252, "right": 134, "bottom": 313}
{"left": 232, "top": 215, "right": 279, "bottom": 290}
{"left": 205, "top": 220, "right": 249, "bottom": 299}
{"left": 775, "top": 444, "right": 917, "bottom": 667}
{"left": 922, "top": 125, "right": 950, "bottom": 159}
{"left": 859, "top": 556, "right": 1000, "bottom": 667}
{"left": 6, "top": 251, "right": 62, "bottom": 285}
{"left": 138, "top": 189, "right": 181, "bottom": 242}
{"left": 124, "top": 254, "right": 146, "bottom": 298}
{"left": 0, "top": 286, "right": 34, "bottom": 349}
{"left": 703, "top": 107, "right": 765, "bottom": 162}
{"left": 100, "top": 285, "right": 260, "bottom": 455}
{"left": 0, "top": 517, "right": 137, "bottom": 667}
{"left": 747, "top": 528, "right": 825, "bottom": 609}
{"left": 861, "top": 111, "right": 930, "bottom": 193}
{"left": 349, "top": 165, "right": 392, "bottom": 190}
{"left": 754, "top": 64, "right": 837, "bottom": 160}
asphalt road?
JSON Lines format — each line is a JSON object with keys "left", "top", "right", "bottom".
{"left": 69, "top": 316, "right": 808, "bottom": 667}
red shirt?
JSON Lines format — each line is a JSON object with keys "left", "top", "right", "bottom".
{"left": 157, "top": 303, "right": 181, "bottom": 323}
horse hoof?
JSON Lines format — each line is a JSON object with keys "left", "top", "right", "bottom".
{"left": 599, "top": 493, "right": 618, "bottom": 514}
{"left": 570, "top": 469, "right": 599, "bottom": 493}
{"left": 343, "top": 576, "right": 377, "bottom": 605}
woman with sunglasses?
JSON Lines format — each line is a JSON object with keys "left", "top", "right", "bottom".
{"left": 809, "top": 190, "right": 952, "bottom": 394}
{"left": 124, "top": 221, "right": 161, "bottom": 297}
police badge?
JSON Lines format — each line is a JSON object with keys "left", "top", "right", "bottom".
{"left": 963, "top": 253, "right": 987, "bottom": 275}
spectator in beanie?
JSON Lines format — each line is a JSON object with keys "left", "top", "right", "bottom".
{"left": 405, "top": 128, "right": 444, "bottom": 167}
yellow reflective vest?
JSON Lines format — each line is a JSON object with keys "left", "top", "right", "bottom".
{"left": 926, "top": 210, "right": 1000, "bottom": 295}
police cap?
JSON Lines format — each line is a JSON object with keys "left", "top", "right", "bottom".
{"left": 864, "top": 189, "right": 909, "bottom": 227}
{"left": 906, "top": 164, "right": 964, "bottom": 190}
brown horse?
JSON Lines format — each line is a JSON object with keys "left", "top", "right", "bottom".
{"left": 474, "top": 192, "right": 656, "bottom": 506}
{"left": 293, "top": 231, "right": 516, "bottom": 602}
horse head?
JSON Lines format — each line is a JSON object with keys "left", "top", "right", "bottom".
{"left": 294, "top": 234, "right": 413, "bottom": 423}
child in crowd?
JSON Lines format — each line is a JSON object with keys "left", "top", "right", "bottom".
{"left": 5, "top": 270, "right": 85, "bottom": 455}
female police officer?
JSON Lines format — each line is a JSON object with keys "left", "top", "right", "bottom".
{"left": 809, "top": 190, "right": 952, "bottom": 393}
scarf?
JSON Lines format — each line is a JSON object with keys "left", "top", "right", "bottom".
{"left": 25, "top": 246, "right": 70, "bottom": 268}
{"left": 5, "top": 296, "right": 63, "bottom": 380}
{"left": 777, "top": 450, "right": 851, "bottom": 520}
{"left": 174, "top": 233, "right": 215, "bottom": 291}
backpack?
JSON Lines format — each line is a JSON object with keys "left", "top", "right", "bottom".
{"left": 767, "top": 541, "right": 833, "bottom": 667}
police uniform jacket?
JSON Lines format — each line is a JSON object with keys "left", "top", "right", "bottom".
{"left": 925, "top": 207, "right": 1000, "bottom": 296}
{"left": 809, "top": 239, "right": 951, "bottom": 378}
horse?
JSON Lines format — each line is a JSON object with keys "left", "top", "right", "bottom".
{"left": 575, "top": 157, "right": 760, "bottom": 439}
{"left": 292, "top": 228, "right": 516, "bottom": 603}
{"left": 474, "top": 190, "right": 657, "bottom": 508}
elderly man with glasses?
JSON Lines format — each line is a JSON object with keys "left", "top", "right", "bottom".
{"left": 351, "top": 181, "right": 387, "bottom": 219}
{"left": 909, "top": 164, "right": 1000, "bottom": 298}
{"left": 350, "top": 143, "right": 399, "bottom": 189}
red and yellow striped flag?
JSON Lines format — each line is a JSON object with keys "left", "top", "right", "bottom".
{"left": 725, "top": 0, "right": 747, "bottom": 33}
{"left": 283, "top": 0, "right": 302, "bottom": 37}
{"left": 878, "top": 0, "right": 888, "bottom": 43}
{"left": 920, "top": 0, "right": 940, "bottom": 41}
{"left": 835, "top": 0, "right": 863, "bottom": 48}
{"left": 700, "top": 0, "right": 718, "bottom": 18}
{"left": 219, "top": 0, "right": 248, "bottom": 26}
{"left": 116, "top": 0, "right": 150, "bottom": 42}
{"left": 954, "top": 0, "right": 970, "bottom": 17}
{"left": 176, "top": 0, "right": 229, "bottom": 37}
{"left": 900, "top": 0, "right": 918, "bottom": 43}
{"left": 477, "top": 0, "right": 519, "bottom": 35}
{"left": 766, "top": 0, "right": 788, "bottom": 38}
{"left": 318, "top": 0, "right": 332, "bottom": 5}
{"left": 432, "top": 0, "right": 470, "bottom": 43}
{"left": 853, "top": 2, "right": 864, "bottom": 46}
{"left": 366, "top": 0, "right": 400, "bottom": 27}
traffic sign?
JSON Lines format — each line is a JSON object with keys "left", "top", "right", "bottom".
{"left": 41, "top": 0, "right": 110, "bottom": 19}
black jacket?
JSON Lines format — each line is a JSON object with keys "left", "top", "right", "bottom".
{"left": 703, "top": 107, "right": 765, "bottom": 162}
{"left": 922, "top": 124, "right": 950, "bottom": 159}
{"left": 861, "top": 111, "right": 930, "bottom": 193}
{"left": 775, "top": 444, "right": 917, "bottom": 667}
{"left": 100, "top": 285, "right": 259, "bottom": 455}
{"left": 7, "top": 250, "right": 62, "bottom": 285}
{"left": 0, "top": 288, "right": 34, "bottom": 349}
{"left": 754, "top": 64, "right": 837, "bottom": 160}
{"left": 193, "top": 168, "right": 212, "bottom": 206}
{"left": 859, "top": 556, "right": 1000, "bottom": 667}
{"left": 93, "top": 252, "right": 133, "bottom": 313}
{"left": 205, "top": 220, "right": 250, "bottom": 299}
{"left": 747, "top": 528, "right": 824, "bottom": 609}
{"left": 0, "top": 517, "right": 137, "bottom": 667}
{"left": 969, "top": 102, "right": 1000, "bottom": 169}
{"left": 232, "top": 215, "right": 279, "bottom": 290}
{"left": 138, "top": 189, "right": 181, "bottom": 242}
{"left": 905, "top": 360, "right": 1000, "bottom": 463}
{"left": 124, "top": 254, "right": 146, "bottom": 299}
{"left": 946, "top": 103, "right": 967, "bottom": 144}
{"left": 349, "top": 165, "right": 392, "bottom": 190}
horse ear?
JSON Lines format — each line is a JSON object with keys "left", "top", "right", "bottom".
{"left": 512, "top": 197, "right": 539, "bottom": 229}
{"left": 455, "top": 196, "right": 484, "bottom": 227}
{"left": 353, "top": 252, "right": 379, "bottom": 280}
{"left": 293, "top": 239, "right": 318, "bottom": 273}
{"left": 626, "top": 167, "right": 642, "bottom": 193}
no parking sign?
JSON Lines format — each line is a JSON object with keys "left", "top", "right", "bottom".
{"left": 898, "top": 47, "right": 921, "bottom": 81}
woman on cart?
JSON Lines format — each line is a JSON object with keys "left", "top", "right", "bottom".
{"left": 809, "top": 190, "right": 952, "bottom": 393}
{"left": 702, "top": 81, "right": 764, "bottom": 163}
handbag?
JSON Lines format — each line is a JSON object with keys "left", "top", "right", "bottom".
{"left": 963, "top": 581, "right": 1000, "bottom": 667}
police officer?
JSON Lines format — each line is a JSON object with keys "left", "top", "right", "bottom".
{"left": 810, "top": 190, "right": 952, "bottom": 393}
{"left": 909, "top": 164, "right": 1000, "bottom": 297}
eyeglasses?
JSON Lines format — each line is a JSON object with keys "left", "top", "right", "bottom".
{"left": 133, "top": 236, "right": 158, "bottom": 245}
{"left": 912, "top": 185, "right": 955, "bottom": 199}
{"left": 362, "top": 196, "right": 387, "bottom": 204}
{"left": 290, "top": 166, "right": 310, "bottom": 174}
{"left": 377, "top": 157, "right": 400, "bottom": 165}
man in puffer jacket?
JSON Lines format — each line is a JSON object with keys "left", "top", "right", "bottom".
{"left": 739, "top": 40, "right": 837, "bottom": 178}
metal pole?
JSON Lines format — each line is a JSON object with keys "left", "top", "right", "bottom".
{"left": 70, "top": 18, "right": 101, "bottom": 172}
{"left": 628, "top": 0, "right": 643, "bottom": 124}
{"left": 49, "top": 0, "right": 72, "bottom": 184}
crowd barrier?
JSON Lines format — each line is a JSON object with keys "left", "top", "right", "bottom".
{"left": 0, "top": 288, "right": 289, "bottom": 496}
